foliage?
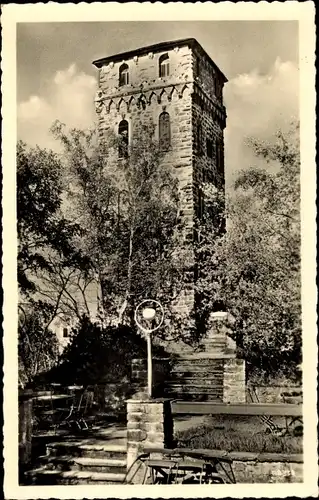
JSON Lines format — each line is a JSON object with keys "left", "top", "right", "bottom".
{"left": 196, "top": 124, "right": 301, "bottom": 380}
{"left": 39, "top": 315, "right": 167, "bottom": 387}
{"left": 18, "top": 301, "right": 59, "bottom": 387}
{"left": 50, "top": 121, "right": 190, "bottom": 329}
{"left": 17, "top": 141, "right": 81, "bottom": 296}
{"left": 17, "top": 121, "right": 190, "bottom": 385}
{"left": 17, "top": 141, "right": 85, "bottom": 384}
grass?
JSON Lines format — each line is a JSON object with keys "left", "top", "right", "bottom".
{"left": 175, "top": 415, "right": 303, "bottom": 454}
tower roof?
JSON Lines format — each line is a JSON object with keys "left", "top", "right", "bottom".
{"left": 92, "top": 38, "right": 227, "bottom": 82}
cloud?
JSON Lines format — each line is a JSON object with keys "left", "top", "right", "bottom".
{"left": 18, "top": 64, "right": 97, "bottom": 150}
{"left": 224, "top": 58, "right": 299, "bottom": 181}
{"left": 17, "top": 59, "right": 299, "bottom": 183}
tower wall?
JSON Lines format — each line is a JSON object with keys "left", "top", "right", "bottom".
{"left": 191, "top": 48, "right": 226, "bottom": 222}
{"left": 96, "top": 45, "right": 195, "bottom": 229}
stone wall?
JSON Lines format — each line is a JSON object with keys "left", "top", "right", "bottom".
{"left": 223, "top": 359, "right": 246, "bottom": 403}
{"left": 247, "top": 385, "right": 302, "bottom": 404}
{"left": 19, "top": 390, "right": 33, "bottom": 468}
{"left": 98, "top": 45, "right": 193, "bottom": 100}
{"left": 230, "top": 453, "right": 303, "bottom": 483}
{"left": 164, "top": 448, "right": 303, "bottom": 483}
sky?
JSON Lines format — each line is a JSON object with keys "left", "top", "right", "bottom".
{"left": 17, "top": 21, "right": 299, "bottom": 183}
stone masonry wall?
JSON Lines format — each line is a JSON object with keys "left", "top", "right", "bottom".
{"left": 191, "top": 48, "right": 226, "bottom": 197}
{"left": 247, "top": 385, "right": 303, "bottom": 404}
{"left": 223, "top": 359, "right": 246, "bottom": 403}
{"left": 19, "top": 390, "right": 33, "bottom": 468}
{"left": 232, "top": 456, "right": 303, "bottom": 483}
{"left": 170, "top": 449, "right": 303, "bottom": 483}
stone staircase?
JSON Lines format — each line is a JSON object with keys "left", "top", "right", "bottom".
{"left": 164, "top": 358, "right": 224, "bottom": 401}
{"left": 26, "top": 426, "right": 127, "bottom": 485}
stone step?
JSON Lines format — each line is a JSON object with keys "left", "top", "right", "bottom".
{"left": 89, "top": 427, "right": 127, "bottom": 439}
{"left": 171, "top": 372, "right": 223, "bottom": 379}
{"left": 166, "top": 389, "right": 223, "bottom": 397}
{"left": 172, "top": 364, "right": 224, "bottom": 370}
{"left": 27, "top": 466, "right": 125, "bottom": 485}
{"left": 165, "top": 392, "right": 223, "bottom": 402}
{"left": 47, "top": 440, "right": 127, "bottom": 459}
{"left": 166, "top": 376, "right": 223, "bottom": 387}
{"left": 166, "top": 388, "right": 223, "bottom": 396}
{"left": 172, "top": 367, "right": 224, "bottom": 374}
{"left": 75, "top": 457, "right": 127, "bottom": 474}
{"left": 168, "top": 383, "right": 223, "bottom": 392}
{"left": 175, "top": 357, "right": 224, "bottom": 361}
{"left": 201, "top": 340, "right": 226, "bottom": 346}
{"left": 37, "top": 455, "right": 127, "bottom": 474}
{"left": 173, "top": 361, "right": 224, "bottom": 368}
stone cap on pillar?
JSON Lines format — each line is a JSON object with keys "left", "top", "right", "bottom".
{"left": 127, "top": 398, "right": 174, "bottom": 404}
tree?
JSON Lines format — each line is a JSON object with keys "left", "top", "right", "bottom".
{"left": 196, "top": 124, "right": 301, "bottom": 380}
{"left": 17, "top": 141, "right": 81, "bottom": 297}
{"left": 50, "top": 120, "right": 191, "bottom": 330}
{"left": 18, "top": 301, "right": 59, "bottom": 387}
{"left": 17, "top": 141, "right": 85, "bottom": 384}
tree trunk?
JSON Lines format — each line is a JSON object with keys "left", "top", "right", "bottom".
{"left": 118, "top": 224, "right": 134, "bottom": 324}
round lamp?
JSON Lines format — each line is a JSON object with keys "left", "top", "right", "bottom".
{"left": 142, "top": 307, "right": 156, "bottom": 321}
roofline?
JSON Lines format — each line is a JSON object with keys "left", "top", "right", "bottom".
{"left": 92, "top": 38, "right": 227, "bottom": 82}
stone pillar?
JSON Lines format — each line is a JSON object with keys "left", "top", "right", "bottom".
{"left": 19, "top": 390, "right": 33, "bottom": 468}
{"left": 223, "top": 359, "right": 246, "bottom": 403}
{"left": 126, "top": 398, "right": 174, "bottom": 484}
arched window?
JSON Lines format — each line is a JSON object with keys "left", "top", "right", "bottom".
{"left": 118, "top": 120, "right": 129, "bottom": 158}
{"left": 63, "top": 327, "right": 69, "bottom": 338}
{"left": 159, "top": 112, "right": 171, "bottom": 151}
{"left": 159, "top": 53, "right": 170, "bottom": 78}
{"left": 119, "top": 63, "right": 129, "bottom": 86}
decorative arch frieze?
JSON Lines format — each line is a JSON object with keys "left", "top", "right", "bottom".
{"left": 147, "top": 91, "right": 157, "bottom": 105}
{"left": 98, "top": 81, "right": 198, "bottom": 116}
{"left": 117, "top": 98, "right": 126, "bottom": 112}
{"left": 180, "top": 84, "right": 189, "bottom": 98}
{"left": 136, "top": 94, "right": 147, "bottom": 110}
{"left": 95, "top": 100, "right": 103, "bottom": 114}
{"left": 127, "top": 95, "right": 135, "bottom": 112}
{"left": 107, "top": 99, "right": 115, "bottom": 113}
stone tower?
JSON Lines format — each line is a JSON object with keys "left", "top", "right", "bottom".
{"left": 93, "top": 38, "right": 227, "bottom": 317}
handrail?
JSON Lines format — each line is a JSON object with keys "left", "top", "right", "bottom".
{"left": 171, "top": 401, "right": 302, "bottom": 416}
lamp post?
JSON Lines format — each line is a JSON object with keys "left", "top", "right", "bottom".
{"left": 142, "top": 307, "right": 156, "bottom": 398}
{"left": 134, "top": 300, "right": 164, "bottom": 399}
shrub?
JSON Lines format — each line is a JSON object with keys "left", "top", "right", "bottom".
{"left": 35, "top": 315, "right": 167, "bottom": 387}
